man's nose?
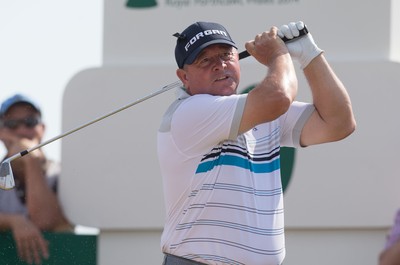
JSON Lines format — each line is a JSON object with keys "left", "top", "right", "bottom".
{"left": 212, "top": 55, "right": 227, "bottom": 68}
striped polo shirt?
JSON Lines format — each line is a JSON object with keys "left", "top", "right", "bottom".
{"left": 158, "top": 88, "right": 314, "bottom": 265}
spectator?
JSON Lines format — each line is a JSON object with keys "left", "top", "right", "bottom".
{"left": 0, "top": 93, "right": 72, "bottom": 265}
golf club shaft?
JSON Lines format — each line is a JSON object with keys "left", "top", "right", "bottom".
{"left": 14, "top": 80, "right": 183, "bottom": 160}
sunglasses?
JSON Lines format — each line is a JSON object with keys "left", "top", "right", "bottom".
{"left": 0, "top": 117, "right": 42, "bottom": 130}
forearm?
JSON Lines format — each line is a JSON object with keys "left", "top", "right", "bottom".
{"left": 303, "top": 54, "right": 356, "bottom": 140}
{"left": 240, "top": 53, "right": 297, "bottom": 133}
{"left": 23, "top": 156, "right": 69, "bottom": 230}
{"left": 0, "top": 213, "right": 13, "bottom": 231}
{"left": 266, "top": 53, "right": 298, "bottom": 101}
{"left": 0, "top": 213, "right": 21, "bottom": 231}
{"left": 258, "top": 53, "right": 297, "bottom": 109}
{"left": 243, "top": 26, "right": 297, "bottom": 121}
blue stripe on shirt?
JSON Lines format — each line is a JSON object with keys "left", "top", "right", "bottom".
{"left": 196, "top": 155, "right": 280, "bottom": 174}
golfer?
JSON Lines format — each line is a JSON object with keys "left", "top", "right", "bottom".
{"left": 157, "top": 21, "right": 356, "bottom": 265}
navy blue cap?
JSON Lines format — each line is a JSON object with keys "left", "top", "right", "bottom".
{"left": 0, "top": 94, "right": 41, "bottom": 117}
{"left": 173, "top": 21, "right": 237, "bottom": 69}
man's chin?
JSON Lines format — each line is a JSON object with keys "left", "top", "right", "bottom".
{"left": 219, "top": 87, "right": 237, "bottom": 96}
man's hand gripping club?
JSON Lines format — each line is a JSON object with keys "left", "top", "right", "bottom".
{"left": 278, "top": 21, "right": 323, "bottom": 69}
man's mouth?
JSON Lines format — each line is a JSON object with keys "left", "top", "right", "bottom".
{"left": 215, "top": 76, "right": 229, "bottom": 81}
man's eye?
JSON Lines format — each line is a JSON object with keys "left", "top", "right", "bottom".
{"left": 221, "top": 52, "right": 233, "bottom": 60}
{"left": 200, "top": 57, "right": 210, "bottom": 64}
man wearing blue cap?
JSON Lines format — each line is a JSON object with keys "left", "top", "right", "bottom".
{"left": 0, "top": 94, "right": 72, "bottom": 265}
{"left": 158, "top": 21, "right": 356, "bottom": 265}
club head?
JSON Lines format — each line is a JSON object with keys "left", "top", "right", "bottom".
{"left": 0, "top": 160, "right": 15, "bottom": 190}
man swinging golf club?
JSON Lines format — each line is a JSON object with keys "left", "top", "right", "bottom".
{"left": 0, "top": 24, "right": 309, "bottom": 190}
{"left": 157, "top": 21, "right": 356, "bottom": 265}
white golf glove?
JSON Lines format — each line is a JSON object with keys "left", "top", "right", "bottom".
{"left": 278, "top": 21, "right": 323, "bottom": 69}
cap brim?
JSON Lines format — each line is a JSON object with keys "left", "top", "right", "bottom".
{"left": 184, "top": 39, "right": 237, "bottom": 66}
{"left": 0, "top": 101, "right": 41, "bottom": 117}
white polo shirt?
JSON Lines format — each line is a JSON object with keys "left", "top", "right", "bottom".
{"left": 158, "top": 88, "right": 314, "bottom": 265}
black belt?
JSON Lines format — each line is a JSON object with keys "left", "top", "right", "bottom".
{"left": 163, "top": 254, "right": 207, "bottom": 265}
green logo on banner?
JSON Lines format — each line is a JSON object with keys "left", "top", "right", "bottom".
{"left": 241, "top": 85, "right": 295, "bottom": 193}
{"left": 126, "top": 0, "right": 157, "bottom": 8}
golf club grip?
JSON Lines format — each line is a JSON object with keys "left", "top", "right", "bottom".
{"left": 238, "top": 26, "right": 309, "bottom": 60}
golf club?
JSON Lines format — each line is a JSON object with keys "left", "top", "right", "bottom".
{"left": 0, "top": 25, "right": 309, "bottom": 190}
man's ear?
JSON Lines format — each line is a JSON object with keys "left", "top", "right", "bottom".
{"left": 176, "top": 68, "right": 192, "bottom": 94}
{"left": 176, "top": 68, "right": 188, "bottom": 87}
